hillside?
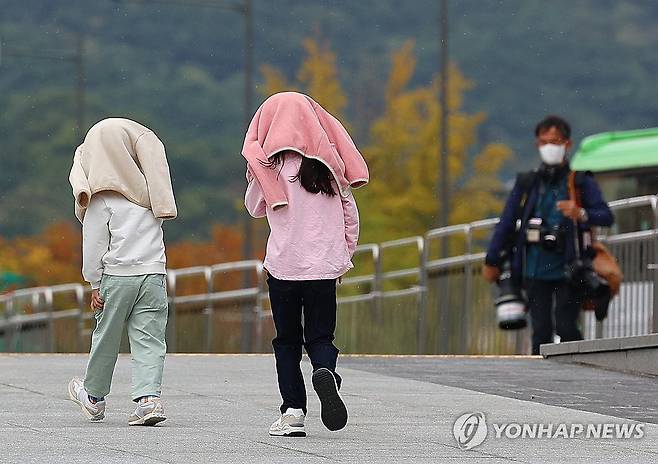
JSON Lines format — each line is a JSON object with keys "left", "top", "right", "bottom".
{"left": 1, "top": 0, "right": 657, "bottom": 239}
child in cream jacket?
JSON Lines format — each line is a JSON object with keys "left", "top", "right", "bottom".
{"left": 67, "top": 118, "right": 176, "bottom": 426}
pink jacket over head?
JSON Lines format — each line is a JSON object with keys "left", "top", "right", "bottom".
{"left": 245, "top": 153, "right": 360, "bottom": 281}
{"left": 241, "top": 92, "right": 369, "bottom": 209}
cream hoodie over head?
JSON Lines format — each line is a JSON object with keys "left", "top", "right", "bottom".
{"left": 69, "top": 118, "right": 177, "bottom": 223}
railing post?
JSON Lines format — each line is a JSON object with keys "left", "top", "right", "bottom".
{"left": 0, "top": 296, "right": 6, "bottom": 352}
{"left": 514, "top": 328, "right": 524, "bottom": 354}
{"left": 166, "top": 271, "right": 177, "bottom": 353}
{"left": 43, "top": 288, "right": 54, "bottom": 353}
{"left": 7, "top": 297, "right": 16, "bottom": 352}
{"left": 240, "top": 264, "right": 254, "bottom": 353}
{"left": 350, "top": 296, "right": 358, "bottom": 352}
{"left": 462, "top": 225, "right": 473, "bottom": 354}
{"left": 595, "top": 320, "right": 603, "bottom": 339}
{"left": 74, "top": 284, "right": 85, "bottom": 352}
{"left": 429, "top": 226, "right": 466, "bottom": 355}
{"left": 204, "top": 267, "right": 213, "bottom": 353}
{"left": 254, "top": 262, "right": 265, "bottom": 353}
{"left": 373, "top": 245, "right": 382, "bottom": 323}
{"left": 651, "top": 195, "right": 658, "bottom": 333}
{"left": 436, "top": 231, "right": 451, "bottom": 355}
{"left": 417, "top": 236, "right": 428, "bottom": 354}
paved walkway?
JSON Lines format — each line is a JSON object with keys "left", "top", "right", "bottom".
{"left": 341, "top": 356, "right": 658, "bottom": 424}
{"left": 0, "top": 354, "right": 656, "bottom": 463}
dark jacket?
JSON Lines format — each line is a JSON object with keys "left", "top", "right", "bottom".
{"left": 485, "top": 166, "right": 614, "bottom": 280}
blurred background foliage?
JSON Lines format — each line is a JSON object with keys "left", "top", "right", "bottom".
{"left": 1, "top": 0, "right": 657, "bottom": 288}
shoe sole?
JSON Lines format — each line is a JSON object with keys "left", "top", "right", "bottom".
{"left": 128, "top": 412, "right": 167, "bottom": 426}
{"left": 312, "top": 368, "right": 347, "bottom": 431}
{"left": 67, "top": 381, "right": 104, "bottom": 422}
{"left": 269, "top": 425, "right": 307, "bottom": 438}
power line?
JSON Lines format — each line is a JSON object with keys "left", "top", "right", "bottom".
{"left": 0, "top": 34, "right": 86, "bottom": 140}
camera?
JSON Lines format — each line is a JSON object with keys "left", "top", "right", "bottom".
{"left": 566, "top": 256, "right": 611, "bottom": 321}
{"left": 526, "top": 218, "right": 565, "bottom": 252}
{"left": 494, "top": 255, "right": 527, "bottom": 330}
{"left": 566, "top": 257, "right": 608, "bottom": 297}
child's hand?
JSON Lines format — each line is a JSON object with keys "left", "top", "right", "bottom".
{"left": 91, "top": 289, "right": 104, "bottom": 311}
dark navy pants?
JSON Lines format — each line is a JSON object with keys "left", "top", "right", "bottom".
{"left": 267, "top": 275, "right": 342, "bottom": 414}
{"left": 526, "top": 279, "right": 583, "bottom": 355}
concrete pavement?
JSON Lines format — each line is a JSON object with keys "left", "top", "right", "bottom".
{"left": 0, "top": 354, "right": 656, "bottom": 463}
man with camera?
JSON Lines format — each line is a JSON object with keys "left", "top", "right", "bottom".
{"left": 483, "top": 116, "right": 614, "bottom": 355}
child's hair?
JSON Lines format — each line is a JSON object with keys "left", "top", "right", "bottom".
{"left": 261, "top": 150, "right": 337, "bottom": 196}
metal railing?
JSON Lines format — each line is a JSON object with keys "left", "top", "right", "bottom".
{"left": 1, "top": 195, "right": 657, "bottom": 354}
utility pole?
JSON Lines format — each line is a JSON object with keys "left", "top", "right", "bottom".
{"left": 438, "top": 0, "right": 450, "bottom": 231}
{"left": 241, "top": 0, "right": 255, "bottom": 262}
{"left": 437, "top": 0, "right": 451, "bottom": 355}
{"left": 238, "top": 0, "right": 255, "bottom": 353}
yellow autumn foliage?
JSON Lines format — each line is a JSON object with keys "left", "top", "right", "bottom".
{"left": 357, "top": 40, "right": 511, "bottom": 243}
{"left": 261, "top": 38, "right": 347, "bottom": 120}
{"left": 260, "top": 38, "right": 511, "bottom": 246}
{"left": 3, "top": 36, "right": 513, "bottom": 291}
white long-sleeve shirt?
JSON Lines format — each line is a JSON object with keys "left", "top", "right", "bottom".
{"left": 82, "top": 191, "right": 167, "bottom": 289}
{"left": 244, "top": 153, "right": 360, "bottom": 280}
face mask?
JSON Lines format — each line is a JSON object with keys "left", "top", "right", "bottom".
{"left": 539, "top": 143, "right": 566, "bottom": 165}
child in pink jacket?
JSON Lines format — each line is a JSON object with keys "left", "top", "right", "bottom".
{"left": 245, "top": 149, "right": 360, "bottom": 437}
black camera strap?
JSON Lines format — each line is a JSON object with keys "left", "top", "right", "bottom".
{"left": 512, "top": 171, "right": 538, "bottom": 232}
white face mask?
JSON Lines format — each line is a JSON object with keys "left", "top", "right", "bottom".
{"left": 539, "top": 143, "right": 566, "bottom": 165}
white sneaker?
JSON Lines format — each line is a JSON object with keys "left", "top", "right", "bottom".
{"left": 67, "top": 377, "right": 105, "bottom": 421}
{"left": 269, "top": 408, "right": 306, "bottom": 437}
{"left": 128, "top": 397, "right": 167, "bottom": 426}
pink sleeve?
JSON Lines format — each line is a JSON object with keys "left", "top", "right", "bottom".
{"left": 245, "top": 177, "right": 267, "bottom": 218}
{"left": 342, "top": 192, "right": 360, "bottom": 256}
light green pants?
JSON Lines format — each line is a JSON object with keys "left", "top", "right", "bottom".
{"left": 84, "top": 274, "right": 168, "bottom": 401}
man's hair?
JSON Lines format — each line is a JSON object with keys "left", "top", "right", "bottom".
{"left": 534, "top": 115, "right": 571, "bottom": 139}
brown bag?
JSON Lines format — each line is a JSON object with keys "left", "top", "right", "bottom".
{"left": 590, "top": 241, "right": 622, "bottom": 297}
{"left": 568, "top": 172, "right": 623, "bottom": 299}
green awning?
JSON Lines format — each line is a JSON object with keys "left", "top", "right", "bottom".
{"left": 571, "top": 127, "right": 658, "bottom": 173}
